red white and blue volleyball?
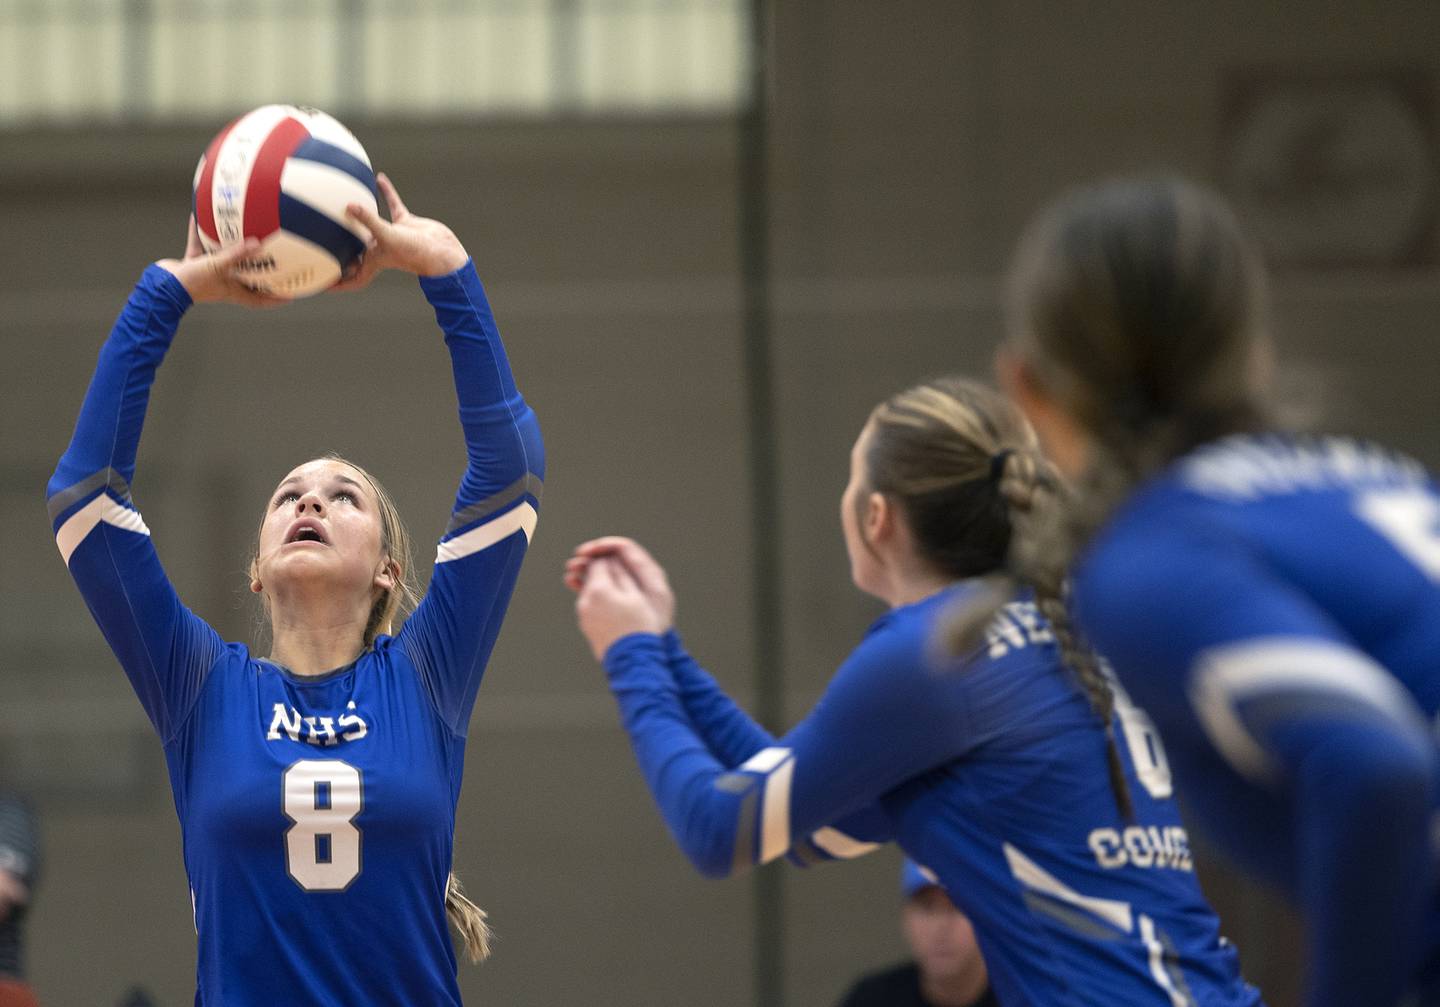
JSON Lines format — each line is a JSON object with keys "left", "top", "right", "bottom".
{"left": 192, "top": 104, "right": 378, "bottom": 298}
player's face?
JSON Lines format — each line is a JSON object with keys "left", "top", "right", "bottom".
{"left": 902, "top": 885, "right": 984, "bottom": 985}
{"left": 253, "top": 459, "right": 390, "bottom": 610}
{"left": 840, "top": 424, "right": 883, "bottom": 598}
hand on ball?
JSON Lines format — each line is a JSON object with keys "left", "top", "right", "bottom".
{"left": 331, "top": 173, "right": 469, "bottom": 292}
{"left": 154, "top": 216, "right": 292, "bottom": 308}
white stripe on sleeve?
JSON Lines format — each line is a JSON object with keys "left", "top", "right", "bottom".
{"left": 56, "top": 494, "right": 151, "bottom": 566}
{"left": 740, "top": 746, "right": 794, "bottom": 865}
{"left": 810, "top": 827, "right": 881, "bottom": 860}
{"left": 434, "top": 502, "right": 537, "bottom": 564}
{"left": 1188, "top": 637, "right": 1422, "bottom": 782}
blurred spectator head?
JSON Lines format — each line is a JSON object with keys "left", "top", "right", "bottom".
{"left": 899, "top": 860, "right": 985, "bottom": 990}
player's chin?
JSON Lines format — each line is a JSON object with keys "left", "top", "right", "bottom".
{"left": 274, "top": 542, "right": 334, "bottom": 560}
{"left": 267, "top": 547, "right": 344, "bottom": 579}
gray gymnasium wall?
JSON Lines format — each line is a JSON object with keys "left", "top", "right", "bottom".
{"left": 2, "top": 2, "right": 1438, "bottom": 1005}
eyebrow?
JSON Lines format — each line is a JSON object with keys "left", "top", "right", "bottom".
{"left": 275, "top": 474, "right": 366, "bottom": 493}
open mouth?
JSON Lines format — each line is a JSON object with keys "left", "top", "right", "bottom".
{"left": 285, "top": 520, "right": 329, "bottom": 545}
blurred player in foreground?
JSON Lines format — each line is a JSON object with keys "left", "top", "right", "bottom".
{"left": 836, "top": 859, "right": 996, "bottom": 1007}
{"left": 978, "top": 175, "right": 1440, "bottom": 1007}
{"left": 47, "top": 176, "right": 542, "bottom": 1004}
{"left": 566, "top": 378, "right": 1261, "bottom": 1005}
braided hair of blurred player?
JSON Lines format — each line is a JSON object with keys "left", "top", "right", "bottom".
{"left": 941, "top": 179, "right": 1271, "bottom": 816}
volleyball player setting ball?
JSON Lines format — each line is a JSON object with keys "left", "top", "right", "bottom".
{"left": 566, "top": 380, "right": 1262, "bottom": 1005}
{"left": 48, "top": 119, "right": 543, "bottom": 1000}
{"left": 966, "top": 176, "right": 1440, "bottom": 1007}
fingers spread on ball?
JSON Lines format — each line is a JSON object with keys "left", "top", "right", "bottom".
{"left": 376, "top": 173, "right": 408, "bottom": 220}
{"left": 213, "top": 238, "right": 262, "bottom": 267}
{"left": 328, "top": 250, "right": 385, "bottom": 293}
{"left": 346, "top": 201, "right": 387, "bottom": 234}
{"left": 219, "top": 241, "right": 290, "bottom": 306}
{"left": 185, "top": 215, "right": 205, "bottom": 259}
{"left": 229, "top": 285, "right": 292, "bottom": 309}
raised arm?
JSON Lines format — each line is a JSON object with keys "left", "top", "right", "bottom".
{"left": 663, "top": 631, "right": 894, "bottom": 859}
{"left": 567, "top": 538, "right": 894, "bottom": 859}
{"left": 573, "top": 556, "right": 965, "bottom": 878}
{"left": 347, "top": 177, "right": 545, "bottom": 735}
{"left": 568, "top": 539, "right": 773, "bottom": 762}
{"left": 46, "top": 232, "right": 269, "bottom": 740}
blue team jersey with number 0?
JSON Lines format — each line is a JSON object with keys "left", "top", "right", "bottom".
{"left": 1071, "top": 434, "right": 1440, "bottom": 1007}
{"left": 47, "top": 264, "right": 543, "bottom": 1005}
{"left": 601, "top": 584, "right": 1262, "bottom": 1006}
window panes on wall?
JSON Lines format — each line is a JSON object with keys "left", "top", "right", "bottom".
{"left": 0, "top": 0, "right": 749, "bottom": 124}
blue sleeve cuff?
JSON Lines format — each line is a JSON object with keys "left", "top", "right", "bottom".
{"left": 143, "top": 263, "right": 195, "bottom": 314}
{"left": 417, "top": 257, "right": 480, "bottom": 300}
{"left": 602, "top": 632, "right": 670, "bottom": 678}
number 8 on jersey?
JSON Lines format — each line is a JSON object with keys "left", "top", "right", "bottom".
{"left": 284, "top": 760, "right": 363, "bottom": 891}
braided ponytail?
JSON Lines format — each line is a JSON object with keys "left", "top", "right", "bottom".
{"left": 863, "top": 379, "right": 1135, "bottom": 819}
{"left": 943, "top": 445, "right": 1134, "bottom": 819}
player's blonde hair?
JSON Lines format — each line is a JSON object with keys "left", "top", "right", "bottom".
{"left": 864, "top": 378, "right": 1133, "bottom": 819}
{"left": 249, "top": 454, "right": 421, "bottom": 648}
{"left": 250, "top": 455, "right": 492, "bottom": 962}
{"left": 447, "top": 871, "right": 493, "bottom": 963}
{"left": 338, "top": 456, "right": 422, "bottom": 648}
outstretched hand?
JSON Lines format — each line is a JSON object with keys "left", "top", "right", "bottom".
{"left": 154, "top": 216, "right": 291, "bottom": 308}
{"left": 567, "top": 537, "right": 676, "bottom": 661}
{"left": 330, "top": 173, "right": 469, "bottom": 292}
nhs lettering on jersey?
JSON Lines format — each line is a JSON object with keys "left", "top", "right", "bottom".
{"left": 985, "top": 601, "right": 1054, "bottom": 659}
{"left": 1181, "top": 436, "right": 1426, "bottom": 501}
{"left": 266, "top": 701, "right": 369, "bottom": 747}
{"left": 1088, "top": 825, "right": 1193, "bottom": 872}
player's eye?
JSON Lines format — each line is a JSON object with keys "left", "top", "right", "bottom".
{"left": 333, "top": 490, "right": 357, "bottom": 504}
{"left": 273, "top": 491, "right": 300, "bottom": 508}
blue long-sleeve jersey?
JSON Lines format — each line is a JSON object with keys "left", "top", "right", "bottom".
{"left": 602, "top": 588, "right": 1262, "bottom": 1006}
{"left": 1071, "top": 434, "right": 1440, "bottom": 1007}
{"left": 47, "top": 263, "right": 543, "bottom": 1006}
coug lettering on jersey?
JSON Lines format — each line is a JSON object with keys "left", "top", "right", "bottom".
{"left": 266, "top": 701, "right": 369, "bottom": 747}
{"left": 985, "top": 601, "right": 1055, "bottom": 659}
{"left": 1088, "top": 825, "right": 1193, "bottom": 872}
